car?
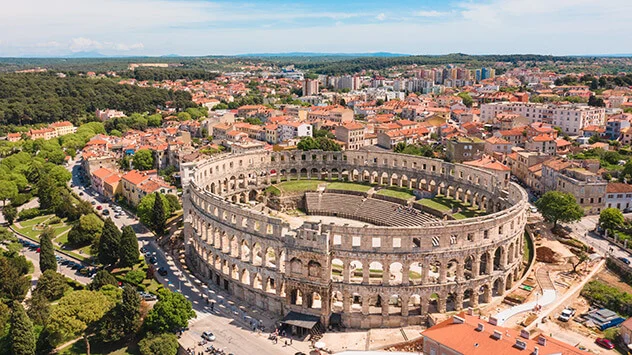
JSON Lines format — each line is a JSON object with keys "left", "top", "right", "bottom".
{"left": 102, "top": 209, "right": 110, "bottom": 215}
{"left": 149, "top": 256, "right": 157, "bottom": 264}
{"left": 558, "top": 307, "right": 576, "bottom": 322}
{"left": 91, "top": 200, "right": 96, "bottom": 205}
{"left": 158, "top": 267, "right": 168, "bottom": 276}
{"left": 619, "top": 257, "right": 631, "bottom": 265}
{"left": 529, "top": 206, "right": 538, "bottom": 213}
{"left": 595, "top": 338, "right": 614, "bottom": 349}
{"left": 142, "top": 293, "right": 157, "bottom": 301}
{"left": 70, "top": 263, "right": 81, "bottom": 270}
{"left": 201, "top": 331, "right": 216, "bottom": 341}
{"left": 79, "top": 192, "right": 84, "bottom": 196}
{"left": 140, "top": 246, "right": 148, "bottom": 253}
{"left": 96, "top": 205, "right": 103, "bottom": 210}
{"left": 61, "top": 260, "right": 71, "bottom": 265}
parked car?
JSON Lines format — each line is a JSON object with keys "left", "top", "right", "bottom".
{"left": 102, "top": 209, "right": 110, "bottom": 215}
{"left": 149, "top": 256, "right": 157, "bottom": 264}
{"left": 595, "top": 338, "right": 614, "bottom": 349}
{"left": 79, "top": 192, "right": 84, "bottom": 196}
{"left": 140, "top": 292, "right": 157, "bottom": 301}
{"left": 558, "top": 307, "right": 576, "bottom": 322}
{"left": 158, "top": 267, "right": 168, "bottom": 276}
{"left": 619, "top": 257, "right": 631, "bottom": 265}
{"left": 91, "top": 201, "right": 96, "bottom": 205}
{"left": 202, "top": 331, "right": 216, "bottom": 341}
{"left": 96, "top": 205, "right": 102, "bottom": 210}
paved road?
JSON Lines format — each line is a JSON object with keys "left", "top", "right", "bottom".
{"left": 561, "top": 214, "right": 632, "bottom": 260}
{"left": 68, "top": 159, "right": 306, "bottom": 355}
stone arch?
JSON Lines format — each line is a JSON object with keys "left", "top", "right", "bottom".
{"left": 289, "top": 257, "right": 303, "bottom": 276}
{"left": 409, "top": 294, "right": 422, "bottom": 315}
{"left": 349, "top": 260, "right": 363, "bottom": 284}
{"left": 493, "top": 247, "right": 504, "bottom": 271}
{"left": 464, "top": 255, "right": 474, "bottom": 280}
{"left": 368, "top": 261, "right": 383, "bottom": 284}
{"left": 479, "top": 252, "right": 490, "bottom": 275}
{"left": 463, "top": 288, "right": 475, "bottom": 309}
{"left": 389, "top": 294, "right": 403, "bottom": 315}
{"left": 428, "top": 293, "right": 440, "bottom": 313}
{"left": 240, "top": 268, "right": 250, "bottom": 285}
{"left": 308, "top": 260, "right": 322, "bottom": 278}
{"left": 446, "top": 292, "right": 458, "bottom": 312}
{"left": 331, "top": 258, "right": 344, "bottom": 282}
{"left": 478, "top": 284, "right": 491, "bottom": 304}
{"left": 310, "top": 292, "right": 322, "bottom": 309}
{"left": 492, "top": 278, "right": 504, "bottom": 296}
{"left": 252, "top": 273, "right": 263, "bottom": 289}
{"left": 389, "top": 262, "right": 403, "bottom": 285}
{"left": 409, "top": 262, "right": 422, "bottom": 285}
{"left": 251, "top": 242, "right": 262, "bottom": 266}
{"left": 290, "top": 288, "right": 303, "bottom": 306}
{"left": 265, "top": 247, "right": 277, "bottom": 269}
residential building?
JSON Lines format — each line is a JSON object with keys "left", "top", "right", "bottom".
{"left": 96, "top": 109, "right": 126, "bottom": 121}
{"left": 302, "top": 79, "right": 319, "bottom": 96}
{"left": 605, "top": 183, "right": 632, "bottom": 211}
{"left": 480, "top": 102, "right": 606, "bottom": 135}
{"left": 525, "top": 135, "right": 557, "bottom": 155}
{"left": 509, "top": 151, "right": 551, "bottom": 191}
{"left": 278, "top": 121, "right": 312, "bottom": 143}
{"left": 605, "top": 115, "right": 631, "bottom": 140}
{"left": 542, "top": 159, "right": 607, "bottom": 214}
{"left": 121, "top": 170, "right": 176, "bottom": 206}
{"left": 423, "top": 313, "right": 584, "bottom": 355}
{"left": 484, "top": 137, "right": 512, "bottom": 156}
{"left": 49, "top": 121, "right": 77, "bottom": 136}
{"left": 335, "top": 122, "right": 366, "bottom": 150}
{"left": 446, "top": 137, "right": 485, "bottom": 163}
{"left": 376, "top": 127, "right": 430, "bottom": 150}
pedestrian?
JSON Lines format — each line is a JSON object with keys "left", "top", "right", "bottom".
{"left": 290, "top": 338, "right": 293, "bottom": 345}
{"left": 285, "top": 340, "right": 288, "bottom": 346}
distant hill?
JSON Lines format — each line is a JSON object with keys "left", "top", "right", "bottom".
{"left": 236, "top": 52, "right": 409, "bottom": 58}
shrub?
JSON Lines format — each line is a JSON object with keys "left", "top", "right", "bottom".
{"left": 11, "top": 192, "right": 32, "bottom": 207}
{"left": 47, "top": 216, "right": 62, "bottom": 225}
{"left": 124, "top": 269, "right": 146, "bottom": 285}
{"left": 18, "top": 208, "right": 42, "bottom": 221}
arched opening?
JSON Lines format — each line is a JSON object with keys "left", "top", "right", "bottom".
{"left": 308, "top": 260, "right": 322, "bottom": 278}
{"left": 478, "top": 284, "right": 491, "bottom": 304}
{"left": 290, "top": 288, "right": 303, "bottom": 306}
{"left": 331, "top": 291, "right": 343, "bottom": 312}
{"left": 493, "top": 278, "right": 504, "bottom": 296}
{"left": 409, "top": 294, "right": 422, "bottom": 315}
{"left": 310, "top": 292, "right": 322, "bottom": 309}
{"left": 368, "top": 261, "right": 383, "bottom": 285}
{"left": 479, "top": 252, "right": 489, "bottom": 275}
{"left": 240, "top": 240, "right": 251, "bottom": 261}
{"left": 351, "top": 293, "right": 362, "bottom": 313}
{"left": 251, "top": 243, "right": 262, "bottom": 266}
{"left": 389, "top": 262, "right": 403, "bottom": 285}
{"left": 429, "top": 260, "right": 441, "bottom": 283}
{"left": 289, "top": 257, "right": 303, "bottom": 276}
{"left": 446, "top": 259, "right": 458, "bottom": 282}
{"left": 389, "top": 294, "right": 403, "bottom": 315}
{"left": 265, "top": 247, "right": 277, "bottom": 269}
{"left": 409, "top": 262, "right": 422, "bottom": 285}
{"left": 493, "top": 247, "right": 503, "bottom": 271}
{"left": 428, "top": 293, "right": 440, "bottom": 313}
{"left": 252, "top": 273, "right": 263, "bottom": 289}
{"left": 349, "top": 260, "right": 363, "bottom": 284}
{"left": 446, "top": 293, "right": 457, "bottom": 312}
{"left": 265, "top": 277, "right": 276, "bottom": 293}
{"left": 464, "top": 255, "right": 474, "bottom": 280}
{"left": 331, "top": 259, "right": 344, "bottom": 282}
{"left": 240, "top": 268, "right": 250, "bottom": 285}
{"left": 369, "top": 294, "right": 383, "bottom": 314}
{"left": 463, "top": 289, "right": 475, "bottom": 309}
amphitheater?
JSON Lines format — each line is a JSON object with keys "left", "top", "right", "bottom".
{"left": 182, "top": 150, "right": 529, "bottom": 332}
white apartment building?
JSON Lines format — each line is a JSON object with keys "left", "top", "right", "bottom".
{"left": 480, "top": 102, "right": 605, "bottom": 135}
{"left": 278, "top": 122, "right": 312, "bottom": 142}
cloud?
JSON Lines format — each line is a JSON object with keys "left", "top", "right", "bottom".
{"left": 414, "top": 10, "right": 450, "bottom": 17}
{"left": 376, "top": 13, "right": 386, "bottom": 21}
{"left": 68, "top": 37, "right": 143, "bottom": 52}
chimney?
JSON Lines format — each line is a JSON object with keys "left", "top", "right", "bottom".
{"left": 492, "top": 330, "right": 503, "bottom": 340}
{"left": 453, "top": 315, "right": 465, "bottom": 324}
{"left": 533, "top": 346, "right": 539, "bottom": 355}
{"left": 537, "top": 336, "right": 547, "bottom": 346}
{"left": 476, "top": 323, "right": 484, "bottom": 332}
{"left": 467, "top": 307, "right": 474, "bottom": 316}
{"left": 520, "top": 329, "right": 530, "bottom": 339}
{"left": 515, "top": 339, "right": 527, "bottom": 350}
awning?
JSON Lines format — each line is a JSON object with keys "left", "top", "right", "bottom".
{"left": 281, "top": 311, "right": 320, "bottom": 330}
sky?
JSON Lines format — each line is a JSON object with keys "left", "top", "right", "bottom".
{"left": 1, "top": 0, "right": 631, "bottom": 57}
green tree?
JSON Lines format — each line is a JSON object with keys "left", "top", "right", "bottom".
{"left": 98, "top": 218, "right": 121, "bottom": 265}
{"left": 47, "top": 290, "right": 115, "bottom": 354}
{"left": 38, "top": 228, "right": 56, "bottom": 273}
{"left": 132, "top": 149, "right": 154, "bottom": 171}
{"left": 9, "top": 301, "right": 35, "bottom": 355}
{"left": 0, "top": 257, "right": 30, "bottom": 302}
{"left": 2, "top": 205, "right": 17, "bottom": 224}
{"left": 165, "top": 194, "right": 180, "bottom": 212}
{"left": 152, "top": 192, "right": 167, "bottom": 236}
{"left": 144, "top": 291, "right": 195, "bottom": 333}
{"left": 147, "top": 114, "right": 163, "bottom": 127}
{"left": 33, "top": 270, "right": 67, "bottom": 301}
{"left": 138, "top": 333, "right": 179, "bottom": 355}
{"left": 177, "top": 112, "right": 192, "bottom": 121}
{"left": 118, "top": 226, "right": 140, "bottom": 267}
{"left": 296, "top": 137, "right": 319, "bottom": 151}
{"left": 36, "top": 173, "right": 59, "bottom": 211}
{"left": 96, "top": 285, "right": 141, "bottom": 343}
{"left": 0, "top": 180, "right": 18, "bottom": 206}
{"left": 137, "top": 193, "right": 172, "bottom": 229}
{"left": 535, "top": 191, "right": 584, "bottom": 228}
{"left": 89, "top": 270, "right": 118, "bottom": 291}
{"left": 599, "top": 207, "right": 625, "bottom": 231}
{"left": 67, "top": 213, "right": 104, "bottom": 246}
{"left": 458, "top": 92, "right": 473, "bottom": 107}
{"left": 26, "top": 291, "right": 50, "bottom": 326}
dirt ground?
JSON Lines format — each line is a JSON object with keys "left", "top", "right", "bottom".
{"left": 594, "top": 268, "right": 632, "bottom": 295}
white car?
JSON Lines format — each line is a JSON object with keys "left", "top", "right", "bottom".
{"left": 202, "top": 331, "right": 216, "bottom": 341}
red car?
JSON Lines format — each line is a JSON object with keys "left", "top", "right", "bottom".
{"left": 96, "top": 205, "right": 102, "bottom": 210}
{"left": 595, "top": 338, "right": 614, "bottom": 349}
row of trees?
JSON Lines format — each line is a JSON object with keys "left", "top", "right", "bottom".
{"left": 296, "top": 136, "right": 341, "bottom": 151}
{"left": 0, "top": 73, "right": 197, "bottom": 125}
{"left": 137, "top": 192, "right": 180, "bottom": 237}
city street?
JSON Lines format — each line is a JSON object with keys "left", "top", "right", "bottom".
{"left": 68, "top": 159, "right": 307, "bottom": 355}
{"left": 561, "top": 214, "right": 632, "bottom": 260}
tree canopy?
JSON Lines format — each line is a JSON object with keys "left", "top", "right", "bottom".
{"left": 9, "top": 301, "right": 35, "bottom": 355}
{"left": 535, "top": 191, "right": 584, "bottom": 227}
{"left": 38, "top": 227, "right": 57, "bottom": 273}
{"left": 599, "top": 207, "right": 625, "bottom": 231}
{"left": 144, "top": 290, "right": 195, "bottom": 333}
{"left": 98, "top": 218, "right": 121, "bottom": 265}
{"left": 132, "top": 149, "right": 154, "bottom": 171}
{"left": 118, "top": 226, "right": 140, "bottom": 268}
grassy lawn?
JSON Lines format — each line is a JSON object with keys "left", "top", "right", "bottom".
{"left": 419, "top": 199, "right": 451, "bottom": 212}
{"left": 275, "top": 180, "right": 323, "bottom": 193}
{"left": 420, "top": 195, "right": 486, "bottom": 218}
{"left": 19, "top": 214, "right": 53, "bottom": 228}
{"left": 14, "top": 215, "right": 71, "bottom": 241}
{"left": 327, "top": 182, "right": 372, "bottom": 192}
{"left": 59, "top": 338, "right": 139, "bottom": 355}
{"left": 376, "top": 187, "right": 415, "bottom": 200}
